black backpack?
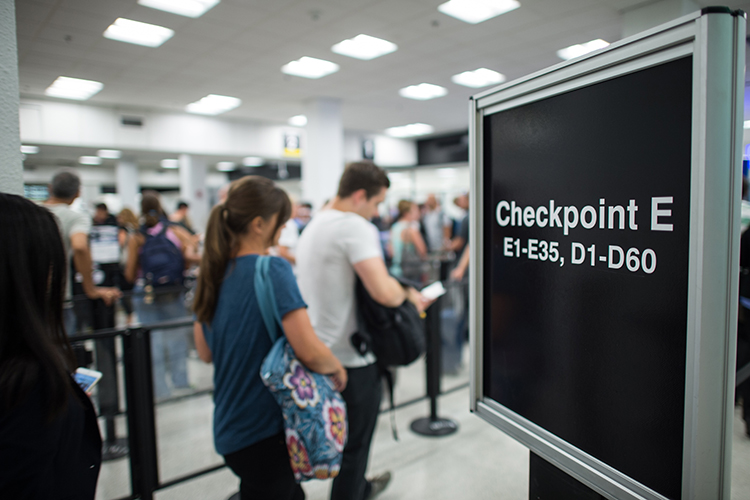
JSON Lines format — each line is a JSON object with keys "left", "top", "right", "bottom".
{"left": 351, "top": 277, "right": 425, "bottom": 367}
{"left": 351, "top": 276, "right": 425, "bottom": 439}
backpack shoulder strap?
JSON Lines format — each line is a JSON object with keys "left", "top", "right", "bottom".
{"left": 254, "top": 256, "right": 282, "bottom": 343}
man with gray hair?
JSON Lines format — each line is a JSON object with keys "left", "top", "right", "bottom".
{"left": 45, "top": 169, "right": 120, "bottom": 335}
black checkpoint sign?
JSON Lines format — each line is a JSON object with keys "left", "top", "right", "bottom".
{"left": 482, "top": 57, "right": 692, "bottom": 499}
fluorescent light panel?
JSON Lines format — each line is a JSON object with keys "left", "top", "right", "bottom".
{"left": 45, "top": 76, "right": 103, "bottom": 100}
{"left": 161, "top": 159, "right": 179, "bottom": 169}
{"left": 21, "top": 145, "right": 39, "bottom": 154}
{"left": 452, "top": 68, "right": 505, "bottom": 88}
{"left": 288, "top": 115, "right": 307, "bottom": 127}
{"left": 242, "top": 156, "right": 264, "bottom": 167}
{"left": 97, "top": 149, "right": 121, "bottom": 159}
{"left": 79, "top": 156, "right": 102, "bottom": 165}
{"left": 744, "top": 120, "right": 750, "bottom": 129}
{"left": 216, "top": 161, "right": 235, "bottom": 171}
{"left": 557, "top": 39, "right": 609, "bottom": 60}
{"left": 399, "top": 83, "right": 447, "bottom": 101}
{"left": 138, "top": 0, "right": 219, "bottom": 18}
{"left": 385, "top": 123, "right": 434, "bottom": 138}
{"left": 186, "top": 94, "right": 241, "bottom": 115}
{"left": 331, "top": 34, "right": 397, "bottom": 60}
{"left": 281, "top": 57, "right": 339, "bottom": 79}
{"left": 104, "top": 18, "right": 174, "bottom": 47}
{"left": 438, "top": 0, "right": 520, "bottom": 24}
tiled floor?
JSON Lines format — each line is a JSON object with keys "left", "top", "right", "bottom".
{"left": 93, "top": 346, "right": 750, "bottom": 500}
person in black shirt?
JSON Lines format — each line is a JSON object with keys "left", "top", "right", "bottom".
{"left": 0, "top": 193, "right": 102, "bottom": 498}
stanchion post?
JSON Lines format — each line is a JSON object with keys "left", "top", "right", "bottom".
{"left": 123, "top": 327, "right": 159, "bottom": 500}
{"left": 410, "top": 288, "right": 459, "bottom": 437}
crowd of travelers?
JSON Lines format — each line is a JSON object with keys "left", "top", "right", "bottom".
{"left": 0, "top": 162, "right": 471, "bottom": 499}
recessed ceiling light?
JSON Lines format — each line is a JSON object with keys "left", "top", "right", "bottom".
{"left": 744, "top": 120, "right": 750, "bottom": 129}
{"left": 452, "top": 68, "right": 506, "bottom": 88}
{"left": 79, "top": 156, "right": 102, "bottom": 165}
{"left": 103, "top": 18, "right": 174, "bottom": 48}
{"left": 281, "top": 57, "right": 339, "bottom": 79}
{"left": 288, "top": 115, "right": 308, "bottom": 127}
{"left": 557, "top": 39, "right": 610, "bottom": 60}
{"left": 20, "top": 145, "right": 39, "bottom": 154}
{"left": 138, "top": 0, "right": 220, "bottom": 18}
{"left": 45, "top": 76, "right": 103, "bottom": 100}
{"left": 186, "top": 94, "right": 241, "bottom": 115}
{"left": 399, "top": 83, "right": 447, "bottom": 101}
{"left": 438, "top": 0, "right": 520, "bottom": 24}
{"left": 331, "top": 34, "right": 398, "bottom": 60}
{"left": 216, "top": 161, "right": 235, "bottom": 171}
{"left": 242, "top": 156, "right": 264, "bottom": 167}
{"left": 385, "top": 123, "right": 434, "bottom": 138}
{"left": 97, "top": 149, "right": 122, "bottom": 159}
{"left": 161, "top": 159, "right": 179, "bottom": 169}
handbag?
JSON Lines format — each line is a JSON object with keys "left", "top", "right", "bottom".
{"left": 256, "top": 256, "right": 347, "bottom": 482}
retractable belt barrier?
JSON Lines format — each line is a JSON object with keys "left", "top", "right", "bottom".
{"left": 72, "top": 268, "right": 471, "bottom": 500}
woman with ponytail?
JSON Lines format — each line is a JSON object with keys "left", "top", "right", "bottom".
{"left": 125, "top": 191, "right": 200, "bottom": 401}
{"left": 193, "top": 176, "right": 346, "bottom": 500}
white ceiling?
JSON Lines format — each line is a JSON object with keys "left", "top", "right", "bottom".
{"left": 15, "top": 0, "right": 750, "bottom": 137}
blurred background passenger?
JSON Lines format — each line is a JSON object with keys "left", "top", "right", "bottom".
{"left": 422, "top": 193, "right": 452, "bottom": 253}
{"left": 274, "top": 201, "right": 299, "bottom": 270}
{"left": 0, "top": 193, "right": 101, "bottom": 498}
{"left": 389, "top": 199, "right": 427, "bottom": 283}
{"left": 171, "top": 200, "right": 196, "bottom": 235}
{"left": 448, "top": 193, "right": 470, "bottom": 257}
{"left": 192, "top": 176, "right": 346, "bottom": 500}
{"left": 125, "top": 191, "right": 200, "bottom": 401}
{"left": 44, "top": 169, "right": 120, "bottom": 335}
{"left": 93, "top": 202, "right": 117, "bottom": 226}
{"left": 294, "top": 201, "right": 313, "bottom": 233}
{"left": 118, "top": 208, "right": 139, "bottom": 325}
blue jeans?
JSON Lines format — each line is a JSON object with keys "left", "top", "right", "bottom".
{"left": 133, "top": 289, "right": 190, "bottom": 400}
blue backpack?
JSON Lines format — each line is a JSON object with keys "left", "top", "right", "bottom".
{"left": 140, "top": 222, "right": 184, "bottom": 287}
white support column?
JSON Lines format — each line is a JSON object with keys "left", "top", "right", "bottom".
{"left": 179, "top": 154, "right": 209, "bottom": 234}
{"left": 0, "top": 0, "right": 22, "bottom": 195}
{"left": 116, "top": 159, "right": 139, "bottom": 211}
{"left": 622, "top": 0, "right": 700, "bottom": 38}
{"left": 302, "top": 98, "right": 344, "bottom": 210}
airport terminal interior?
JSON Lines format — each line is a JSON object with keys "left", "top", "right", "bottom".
{"left": 7, "top": 0, "right": 750, "bottom": 498}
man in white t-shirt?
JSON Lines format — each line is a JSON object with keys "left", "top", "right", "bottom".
{"left": 296, "top": 162, "right": 426, "bottom": 500}
{"left": 44, "top": 170, "right": 120, "bottom": 335}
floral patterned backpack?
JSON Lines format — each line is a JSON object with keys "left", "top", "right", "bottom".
{"left": 256, "top": 256, "right": 348, "bottom": 482}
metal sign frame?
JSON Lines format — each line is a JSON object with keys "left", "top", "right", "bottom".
{"left": 469, "top": 9, "right": 744, "bottom": 500}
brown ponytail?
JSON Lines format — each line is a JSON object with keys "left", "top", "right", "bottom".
{"left": 193, "top": 176, "right": 291, "bottom": 323}
{"left": 141, "top": 191, "right": 167, "bottom": 228}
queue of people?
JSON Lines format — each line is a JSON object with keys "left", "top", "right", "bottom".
{"left": 0, "top": 162, "right": 468, "bottom": 500}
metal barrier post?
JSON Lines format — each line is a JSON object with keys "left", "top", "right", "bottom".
{"left": 123, "top": 328, "right": 159, "bottom": 500}
{"left": 410, "top": 293, "right": 459, "bottom": 437}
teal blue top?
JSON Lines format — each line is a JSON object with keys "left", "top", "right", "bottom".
{"left": 390, "top": 220, "right": 414, "bottom": 277}
{"left": 202, "top": 255, "right": 306, "bottom": 455}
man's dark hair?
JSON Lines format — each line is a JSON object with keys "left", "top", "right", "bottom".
{"left": 177, "top": 201, "right": 189, "bottom": 210}
{"left": 337, "top": 161, "right": 390, "bottom": 199}
{"left": 50, "top": 170, "right": 81, "bottom": 200}
{"left": 95, "top": 203, "right": 108, "bottom": 212}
